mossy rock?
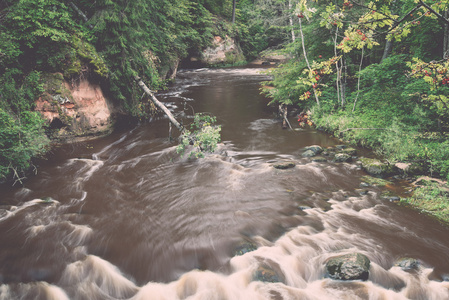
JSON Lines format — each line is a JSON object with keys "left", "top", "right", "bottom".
{"left": 304, "top": 145, "right": 323, "bottom": 155}
{"left": 381, "top": 191, "right": 400, "bottom": 202}
{"left": 359, "top": 158, "right": 394, "bottom": 178}
{"left": 395, "top": 258, "right": 420, "bottom": 271}
{"left": 333, "top": 153, "right": 352, "bottom": 163}
{"left": 272, "top": 161, "right": 296, "bottom": 169}
{"left": 340, "top": 147, "right": 357, "bottom": 156}
{"left": 326, "top": 253, "right": 370, "bottom": 281}
{"left": 312, "top": 156, "right": 327, "bottom": 163}
{"left": 302, "top": 150, "right": 316, "bottom": 157}
{"left": 361, "top": 175, "right": 391, "bottom": 187}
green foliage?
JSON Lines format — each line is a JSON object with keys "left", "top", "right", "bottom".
{"left": 402, "top": 180, "right": 449, "bottom": 223}
{"left": 0, "top": 69, "right": 50, "bottom": 180}
{"left": 262, "top": 59, "right": 310, "bottom": 107}
{"left": 177, "top": 113, "right": 222, "bottom": 158}
{"left": 0, "top": 109, "right": 50, "bottom": 181}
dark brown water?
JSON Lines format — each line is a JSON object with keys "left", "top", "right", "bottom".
{"left": 1, "top": 67, "right": 449, "bottom": 300}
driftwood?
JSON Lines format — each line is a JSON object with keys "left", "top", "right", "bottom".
{"left": 279, "top": 104, "right": 293, "bottom": 130}
{"left": 134, "top": 76, "right": 184, "bottom": 132}
{"left": 412, "top": 176, "right": 449, "bottom": 190}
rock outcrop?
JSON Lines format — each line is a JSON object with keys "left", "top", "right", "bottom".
{"left": 35, "top": 73, "right": 113, "bottom": 141}
{"left": 201, "top": 35, "right": 245, "bottom": 65}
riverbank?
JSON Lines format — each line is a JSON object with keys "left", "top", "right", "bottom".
{"left": 309, "top": 105, "right": 449, "bottom": 224}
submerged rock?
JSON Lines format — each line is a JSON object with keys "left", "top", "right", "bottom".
{"left": 272, "top": 161, "right": 296, "bottom": 169}
{"left": 359, "top": 158, "right": 394, "bottom": 178}
{"left": 254, "top": 262, "right": 285, "bottom": 283}
{"left": 325, "top": 253, "right": 370, "bottom": 281}
{"left": 233, "top": 239, "right": 258, "bottom": 256}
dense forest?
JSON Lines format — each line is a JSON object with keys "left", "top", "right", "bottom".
{"left": 1, "top": 0, "right": 449, "bottom": 188}
{"left": 263, "top": 0, "right": 449, "bottom": 185}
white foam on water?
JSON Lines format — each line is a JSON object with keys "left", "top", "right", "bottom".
{"left": 59, "top": 255, "right": 138, "bottom": 299}
{"left": 0, "top": 199, "right": 59, "bottom": 223}
{"left": 0, "top": 282, "right": 70, "bottom": 300}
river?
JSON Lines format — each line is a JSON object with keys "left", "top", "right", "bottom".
{"left": 1, "top": 67, "right": 449, "bottom": 300}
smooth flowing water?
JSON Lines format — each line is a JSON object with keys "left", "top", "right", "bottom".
{"left": 1, "top": 67, "right": 449, "bottom": 300}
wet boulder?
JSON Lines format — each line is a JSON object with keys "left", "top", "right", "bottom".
{"left": 340, "top": 147, "right": 357, "bottom": 156}
{"left": 253, "top": 262, "right": 285, "bottom": 284}
{"left": 395, "top": 257, "right": 420, "bottom": 271}
{"left": 304, "top": 145, "right": 323, "bottom": 156}
{"left": 302, "top": 150, "right": 316, "bottom": 157}
{"left": 312, "top": 156, "right": 327, "bottom": 163}
{"left": 333, "top": 153, "right": 352, "bottom": 163}
{"left": 359, "top": 158, "right": 394, "bottom": 178}
{"left": 233, "top": 239, "right": 258, "bottom": 256}
{"left": 272, "top": 161, "right": 296, "bottom": 170}
{"left": 325, "top": 253, "right": 370, "bottom": 281}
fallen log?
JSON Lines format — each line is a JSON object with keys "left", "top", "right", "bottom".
{"left": 134, "top": 76, "right": 184, "bottom": 132}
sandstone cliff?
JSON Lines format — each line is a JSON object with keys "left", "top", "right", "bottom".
{"left": 35, "top": 73, "right": 113, "bottom": 142}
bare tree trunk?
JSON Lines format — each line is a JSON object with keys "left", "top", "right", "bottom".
{"left": 333, "top": 28, "right": 341, "bottom": 107}
{"left": 289, "top": 0, "right": 296, "bottom": 42}
{"left": 69, "top": 2, "right": 93, "bottom": 29}
{"left": 134, "top": 76, "right": 184, "bottom": 132}
{"left": 232, "top": 0, "right": 237, "bottom": 23}
{"left": 340, "top": 57, "right": 346, "bottom": 108}
{"left": 381, "top": 40, "right": 394, "bottom": 63}
{"left": 298, "top": 18, "right": 320, "bottom": 106}
{"left": 353, "top": 47, "right": 364, "bottom": 112}
{"left": 444, "top": 10, "right": 449, "bottom": 58}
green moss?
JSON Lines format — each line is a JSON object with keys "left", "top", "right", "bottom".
{"left": 62, "top": 36, "right": 109, "bottom": 80}
{"left": 41, "top": 73, "right": 73, "bottom": 103}
{"left": 359, "top": 158, "right": 394, "bottom": 178}
{"left": 401, "top": 181, "right": 449, "bottom": 224}
{"left": 361, "top": 175, "right": 392, "bottom": 187}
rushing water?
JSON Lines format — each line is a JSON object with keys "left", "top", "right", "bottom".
{"left": 1, "top": 67, "right": 449, "bottom": 300}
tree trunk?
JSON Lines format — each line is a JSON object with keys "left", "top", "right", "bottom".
{"left": 381, "top": 40, "right": 393, "bottom": 63}
{"left": 288, "top": 0, "right": 296, "bottom": 42}
{"left": 444, "top": 10, "right": 449, "bottom": 58}
{"left": 69, "top": 2, "right": 93, "bottom": 29}
{"left": 298, "top": 17, "right": 320, "bottom": 106}
{"left": 232, "top": 0, "right": 237, "bottom": 23}
{"left": 340, "top": 57, "right": 347, "bottom": 108}
{"left": 134, "top": 76, "right": 184, "bottom": 132}
{"left": 353, "top": 47, "right": 364, "bottom": 112}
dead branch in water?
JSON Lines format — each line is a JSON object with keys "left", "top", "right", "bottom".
{"left": 134, "top": 76, "right": 184, "bottom": 132}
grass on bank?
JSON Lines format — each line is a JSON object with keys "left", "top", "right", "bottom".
{"left": 401, "top": 181, "right": 449, "bottom": 224}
